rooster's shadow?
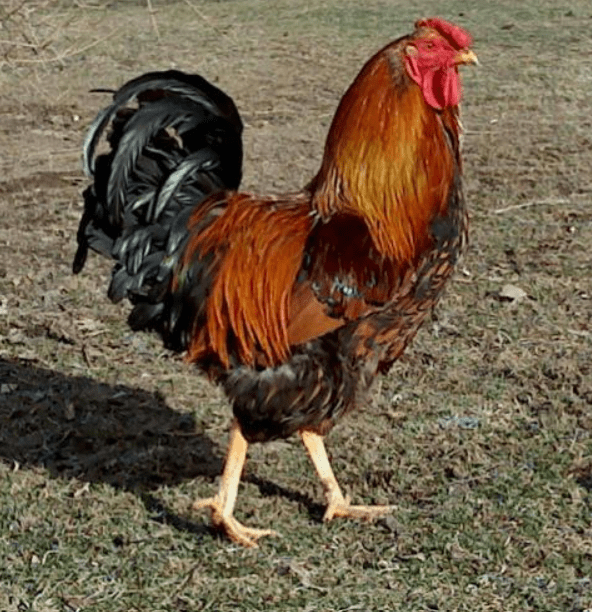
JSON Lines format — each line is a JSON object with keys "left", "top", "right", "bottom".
{"left": 0, "top": 357, "right": 321, "bottom": 535}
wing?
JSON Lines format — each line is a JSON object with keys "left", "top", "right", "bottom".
{"left": 287, "top": 213, "right": 404, "bottom": 347}
{"left": 176, "top": 196, "right": 425, "bottom": 372}
{"left": 178, "top": 193, "right": 416, "bottom": 371}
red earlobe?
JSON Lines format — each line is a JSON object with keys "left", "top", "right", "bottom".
{"left": 404, "top": 54, "right": 422, "bottom": 88}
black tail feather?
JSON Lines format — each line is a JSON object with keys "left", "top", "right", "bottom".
{"left": 73, "top": 70, "right": 243, "bottom": 347}
{"left": 82, "top": 70, "right": 242, "bottom": 176}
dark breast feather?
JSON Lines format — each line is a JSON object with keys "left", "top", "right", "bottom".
{"left": 354, "top": 164, "right": 468, "bottom": 374}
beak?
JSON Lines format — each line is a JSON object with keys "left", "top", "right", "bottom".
{"left": 455, "top": 49, "right": 479, "bottom": 66}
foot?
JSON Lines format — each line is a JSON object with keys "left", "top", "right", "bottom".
{"left": 193, "top": 496, "right": 278, "bottom": 548}
{"left": 299, "top": 430, "right": 395, "bottom": 524}
{"left": 323, "top": 490, "right": 395, "bottom": 522}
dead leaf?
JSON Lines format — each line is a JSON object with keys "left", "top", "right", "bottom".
{"left": 73, "top": 482, "right": 90, "bottom": 498}
{"left": 64, "top": 401, "right": 76, "bottom": 420}
{"left": 498, "top": 284, "right": 528, "bottom": 303}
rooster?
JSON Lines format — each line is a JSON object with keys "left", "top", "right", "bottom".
{"left": 73, "top": 18, "right": 477, "bottom": 547}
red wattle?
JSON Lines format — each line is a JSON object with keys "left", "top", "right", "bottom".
{"left": 404, "top": 56, "right": 461, "bottom": 110}
{"left": 423, "top": 68, "right": 461, "bottom": 109}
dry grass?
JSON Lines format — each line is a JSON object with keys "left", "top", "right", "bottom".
{"left": 1, "top": 1, "right": 591, "bottom": 610}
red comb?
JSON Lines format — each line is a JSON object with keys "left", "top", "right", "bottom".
{"left": 415, "top": 17, "right": 473, "bottom": 49}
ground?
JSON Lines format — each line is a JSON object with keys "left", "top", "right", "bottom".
{"left": 0, "top": 1, "right": 591, "bottom": 610}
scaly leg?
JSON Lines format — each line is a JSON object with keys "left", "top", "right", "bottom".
{"left": 300, "top": 429, "right": 394, "bottom": 521}
{"left": 193, "top": 419, "right": 277, "bottom": 547}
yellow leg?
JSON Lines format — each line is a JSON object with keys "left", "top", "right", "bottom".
{"left": 300, "top": 429, "right": 394, "bottom": 521}
{"left": 193, "top": 420, "right": 278, "bottom": 547}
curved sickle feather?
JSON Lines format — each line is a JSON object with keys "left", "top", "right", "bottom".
{"left": 83, "top": 70, "right": 242, "bottom": 176}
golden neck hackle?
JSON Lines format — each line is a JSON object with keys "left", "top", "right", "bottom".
{"left": 311, "top": 49, "right": 456, "bottom": 266}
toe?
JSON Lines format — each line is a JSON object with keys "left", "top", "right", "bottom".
{"left": 324, "top": 502, "right": 395, "bottom": 522}
{"left": 217, "top": 516, "right": 278, "bottom": 548}
{"left": 192, "top": 496, "right": 219, "bottom": 511}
